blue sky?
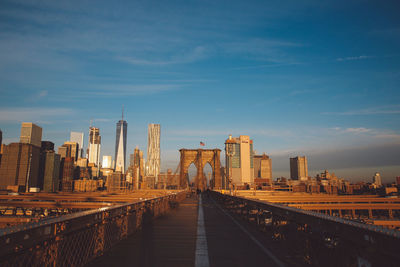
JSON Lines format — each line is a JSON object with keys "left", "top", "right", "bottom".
{"left": 0, "top": 0, "right": 399, "bottom": 182}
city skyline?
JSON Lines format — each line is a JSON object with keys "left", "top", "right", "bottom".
{"left": 0, "top": 0, "right": 399, "bottom": 181}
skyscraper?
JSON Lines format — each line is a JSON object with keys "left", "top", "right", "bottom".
{"left": 88, "top": 127, "right": 101, "bottom": 168}
{"left": 254, "top": 153, "right": 272, "bottom": 181}
{"left": 225, "top": 135, "right": 254, "bottom": 186}
{"left": 373, "top": 172, "right": 382, "bottom": 187}
{"left": 39, "top": 141, "right": 60, "bottom": 192}
{"left": 114, "top": 111, "right": 127, "bottom": 173}
{"left": 129, "top": 147, "right": 145, "bottom": 188}
{"left": 102, "top": 155, "right": 112, "bottom": 169}
{"left": 62, "top": 141, "right": 79, "bottom": 162}
{"left": 290, "top": 156, "right": 308, "bottom": 181}
{"left": 70, "top": 132, "right": 84, "bottom": 158}
{"left": 146, "top": 124, "right": 160, "bottom": 181}
{"left": 0, "top": 143, "right": 40, "bottom": 190}
{"left": 20, "top": 122, "right": 42, "bottom": 147}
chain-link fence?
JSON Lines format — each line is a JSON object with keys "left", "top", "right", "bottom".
{"left": 211, "top": 191, "right": 400, "bottom": 266}
{"left": 0, "top": 191, "right": 186, "bottom": 267}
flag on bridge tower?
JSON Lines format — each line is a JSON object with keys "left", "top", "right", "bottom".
{"left": 200, "top": 141, "right": 205, "bottom": 146}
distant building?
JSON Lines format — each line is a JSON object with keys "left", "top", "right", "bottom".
{"left": 106, "top": 172, "right": 123, "bottom": 191}
{"left": 76, "top": 158, "right": 88, "bottom": 168}
{"left": 128, "top": 147, "right": 145, "bottom": 189}
{"left": 38, "top": 141, "right": 60, "bottom": 192}
{"left": 70, "top": 132, "right": 84, "bottom": 158}
{"left": 114, "top": 114, "right": 127, "bottom": 173}
{"left": 225, "top": 135, "right": 254, "bottom": 186}
{"left": 20, "top": 122, "right": 42, "bottom": 147}
{"left": 290, "top": 156, "right": 308, "bottom": 181}
{"left": 0, "top": 143, "right": 40, "bottom": 190}
{"left": 42, "top": 152, "right": 61, "bottom": 192}
{"left": 61, "top": 141, "right": 79, "bottom": 162}
{"left": 88, "top": 127, "right": 101, "bottom": 168}
{"left": 102, "top": 155, "right": 112, "bottom": 169}
{"left": 146, "top": 124, "right": 160, "bottom": 181}
{"left": 373, "top": 172, "right": 382, "bottom": 187}
{"left": 397, "top": 176, "right": 400, "bottom": 185}
{"left": 158, "top": 169, "right": 180, "bottom": 189}
{"left": 61, "top": 157, "right": 74, "bottom": 192}
{"left": 253, "top": 154, "right": 272, "bottom": 182}
{"left": 59, "top": 146, "right": 68, "bottom": 160}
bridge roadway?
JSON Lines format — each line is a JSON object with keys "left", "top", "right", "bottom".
{"left": 87, "top": 193, "right": 290, "bottom": 267}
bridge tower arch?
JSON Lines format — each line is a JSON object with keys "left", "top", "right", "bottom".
{"left": 179, "top": 149, "right": 222, "bottom": 191}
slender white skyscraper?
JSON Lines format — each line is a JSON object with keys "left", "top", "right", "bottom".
{"left": 146, "top": 124, "right": 160, "bottom": 181}
{"left": 114, "top": 109, "right": 127, "bottom": 173}
{"left": 88, "top": 127, "right": 101, "bottom": 168}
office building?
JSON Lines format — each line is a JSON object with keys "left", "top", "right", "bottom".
{"left": 88, "top": 127, "right": 101, "bottom": 167}
{"left": 290, "top": 156, "right": 308, "bottom": 181}
{"left": 39, "top": 141, "right": 60, "bottom": 192}
{"left": 61, "top": 157, "right": 74, "bottom": 192}
{"left": 42, "top": 151, "right": 61, "bottom": 192}
{"left": 373, "top": 172, "right": 382, "bottom": 187}
{"left": 76, "top": 158, "right": 88, "bottom": 168}
{"left": 129, "top": 147, "right": 145, "bottom": 189}
{"left": 70, "top": 132, "right": 84, "bottom": 158}
{"left": 146, "top": 124, "right": 161, "bottom": 181}
{"left": 225, "top": 135, "right": 254, "bottom": 186}
{"left": 114, "top": 113, "right": 127, "bottom": 173}
{"left": 254, "top": 154, "right": 272, "bottom": 181}
{"left": 20, "top": 122, "right": 42, "bottom": 147}
{"left": 0, "top": 143, "right": 40, "bottom": 190}
{"left": 102, "top": 155, "right": 112, "bottom": 169}
{"left": 61, "top": 141, "right": 79, "bottom": 162}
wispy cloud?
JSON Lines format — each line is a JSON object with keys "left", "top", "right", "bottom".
{"left": 0, "top": 107, "right": 75, "bottom": 123}
{"left": 322, "top": 105, "right": 400, "bottom": 115}
{"left": 343, "top": 127, "right": 371, "bottom": 134}
{"left": 118, "top": 46, "right": 208, "bottom": 66}
{"left": 336, "top": 55, "right": 374, "bottom": 61}
{"left": 221, "top": 38, "right": 303, "bottom": 63}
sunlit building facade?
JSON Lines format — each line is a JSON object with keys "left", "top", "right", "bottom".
{"left": 225, "top": 135, "right": 254, "bottom": 186}
{"left": 20, "top": 122, "right": 42, "bottom": 148}
{"left": 290, "top": 156, "right": 308, "bottom": 181}
{"left": 88, "top": 127, "right": 101, "bottom": 168}
{"left": 70, "top": 132, "right": 84, "bottom": 158}
{"left": 146, "top": 124, "right": 160, "bottom": 182}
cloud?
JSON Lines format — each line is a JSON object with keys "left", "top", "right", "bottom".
{"left": 118, "top": 46, "right": 208, "bottom": 66}
{"left": 322, "top": 105, "right": 400, "bottom": 115}
{"left": 0, "top": 107, "right": 75, "bottom": 123}
{"left": 221, "top": 38, "right": 303, "bottom": 63}
{"left": 343, "top": 127, "right": 371, "bottom": 134}
{"left": 336, "top": 55, "right": 374, "bottom": 61}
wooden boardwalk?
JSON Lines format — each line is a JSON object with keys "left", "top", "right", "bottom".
{"left": 87, "top": 193, "right": 288, "bottom": 267}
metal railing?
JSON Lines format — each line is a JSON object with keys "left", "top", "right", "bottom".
{"left": 211, "top": 191, "right": 400, "bottom": 266}
{"left": 0, "top": 191, "right": 187, "bottom": 267}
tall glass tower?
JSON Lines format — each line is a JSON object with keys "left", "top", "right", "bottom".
{"left": 114, "top": 109, "right": 127, "bottom": 173}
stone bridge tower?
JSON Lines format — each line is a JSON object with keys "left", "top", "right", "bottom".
{"left": 179, "top": 149, "right": 222, "bottom": 191}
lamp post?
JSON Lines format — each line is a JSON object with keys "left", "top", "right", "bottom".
{"left": 226, "top": 143, "right": 235, "bottom": 195}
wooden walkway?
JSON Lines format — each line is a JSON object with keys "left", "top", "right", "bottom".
{"left": 87, "top": 193, "right": 289, "bottom": 267}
